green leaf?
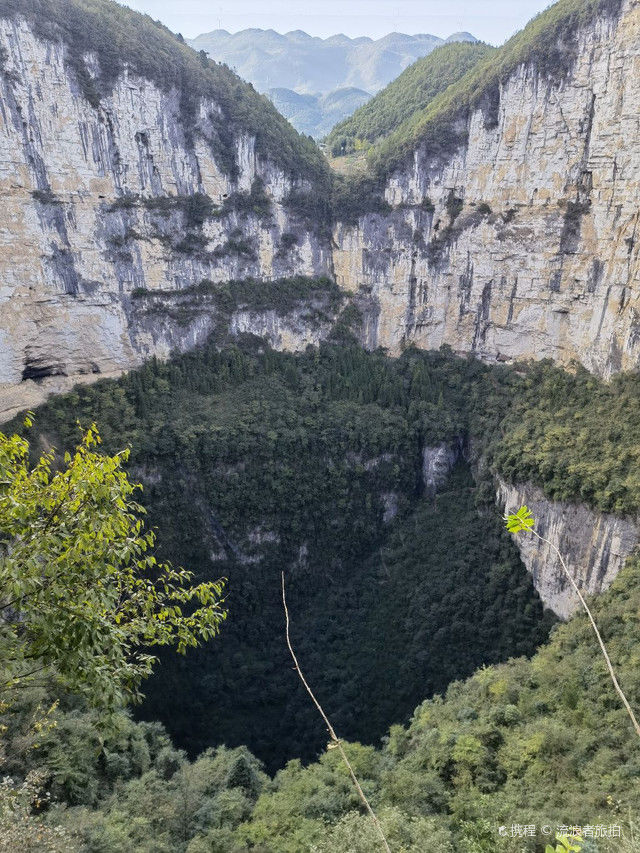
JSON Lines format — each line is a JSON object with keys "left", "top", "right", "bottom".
{"left": 0, "top": 425, "right": 227, "bottom": 711}
{"left": 504, "top": 505, "right": 535, "bottom": 534}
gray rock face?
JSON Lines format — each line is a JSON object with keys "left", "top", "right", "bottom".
{"left": 498, "top": 480, "right": 639, "bottom": 618}
{"left": 4, "top": 3, "right": 640, "bottom": 421}
{"left": 422, "top": 443, "right": 459, "bottom": 497}
{"left": 0, "top": 16, "right": 332, "bottom": 420}
{"left": 333, "top": 0, "right": 640, "bottom": 378}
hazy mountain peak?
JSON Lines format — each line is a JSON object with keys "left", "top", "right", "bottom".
{"left": 285, "top": 29, "right": 315, "bottom": 40}
{"left": 188, "top": 26, "right": 477, "bottom": 137}
{"left": 445, "top": 31, "right": 479, "bottom": 43}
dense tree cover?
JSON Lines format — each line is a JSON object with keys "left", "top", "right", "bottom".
{"left": 11, "top": 343, "right": 640, "bottom": 766}
{"left": 493, "top": 362, "right": 640, "bottom": 515}
{"left": 0, "top": 681, "right": 268, "bottom": 852}
{"left": 230, "top": 557, "right": 640, "bottom": 852}
{"left": 19, "top": 341, "right": 552, "bottom": 773}
{"left": 0, "top": 0, "right": 328, "bottom": 183}
{"left": 3, "top": 559, "right": 638, "bottom": 851}
{"left": 3, "top": 341, "right": 640, "bottom": 848}
{"left": 325, "top": 42, "right": 493, "bottom": 156}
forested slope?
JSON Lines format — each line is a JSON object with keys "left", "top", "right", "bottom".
{"left": 5, "top": 338, "right": 640, "bottom": 850}
{"left": 20, "top": 336, "right": 640, "bottom": 775}
{"left": 325, "top": 41, "right": 493, "bottom": 156}
{"left": 5, "top": 538, "right": 639, "bottom": 851}
{"left": 23, "top": 341, "right": 553, "bottom": 772}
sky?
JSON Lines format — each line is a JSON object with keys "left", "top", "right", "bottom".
{"left": 119, "top": 1, "right": 554, "bottom": 45}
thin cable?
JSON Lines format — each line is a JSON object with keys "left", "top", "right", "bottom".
{"left": 529, "top": 527, "right": 640, "bottom": 738}
{"left": 281, "top": 571, "right": 392, "bottom": 853}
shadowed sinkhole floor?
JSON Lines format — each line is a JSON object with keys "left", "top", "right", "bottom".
{"left": 21, "top": 341, "right": 556, "bottom": 773}
{"left": 135, "top": 461, "right": 553, "bottom": 773}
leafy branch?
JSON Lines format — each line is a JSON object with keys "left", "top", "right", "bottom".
{"left": 0, "top": 423, "right": 228, "bottom": 709}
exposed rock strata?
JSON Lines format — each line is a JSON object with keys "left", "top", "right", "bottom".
{"left": 334, "top": 0, "right": 640, "bottom": 377}
{"left": 498, "top": 479, "right": 639, "bottom": 618}
{"left": 0, "top": 17, "right": 331, "bottom": 418}
{"left": 3, "top": 3, "right": 640, "bottom": 418}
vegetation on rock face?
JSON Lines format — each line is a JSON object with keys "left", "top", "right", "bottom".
{"left": 493, "top": 362, "right": 640, "bottom": 515}
{"left": 129, "top": 275, "right": 344, "bottom": 337}
{"left": 325, "top": 41, "right": 493, "bottom": 156}
{"left": 330, "top": 0, "right": 625, "bottom": 217}
{"left": 368, "top": 0, "right": 624, "bottom": 178}
{"left": 0, "top": 0, "right": 329, "bottom": 183}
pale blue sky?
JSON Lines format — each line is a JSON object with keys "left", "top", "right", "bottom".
{"left": 120, "top": 1, "right": 554, "bottom": 45}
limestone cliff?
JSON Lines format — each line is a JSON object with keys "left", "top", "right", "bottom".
{"left": 498, "top": 479, "right": 639, "bottom": 617}
{"left": 0, "top": 11, "right": 333, "bottom": 420}
{"left": 4, "top": 0, "right": 640, "bottom": 420}
{"left": 334, "top": 0, "right": 640, "bottom": 376}
{"left": 1, "top": 1, "right": 639, "bottom": 610}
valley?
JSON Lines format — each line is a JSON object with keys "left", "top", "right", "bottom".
{"left": 0, "top": 0, "right": 639, "bottom": 850}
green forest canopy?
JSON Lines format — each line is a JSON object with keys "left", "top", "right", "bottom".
{"left": 4, "top": 341, "right": 640, "bottom": 850}
{"left": 5, "top": 553, "right": 639, "bottom": 851}
{"left": 20, "top": 342, "right": 553, "bottom": 772}
{"left": 15, "top": 339, "right": 640, "bottom": 777}
{"left": 325, "top": 41, "right": 493, "bottom": 156}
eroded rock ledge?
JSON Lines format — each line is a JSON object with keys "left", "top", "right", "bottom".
{"left": 498, "top": 479, "right": 639, "bottom": 618}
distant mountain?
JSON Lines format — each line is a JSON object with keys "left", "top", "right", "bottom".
{"left": 267, "top": 87, "right": 371, "bottom": 138}
{"left": 188, "top": 29, "right": 478, "bottom": 137}
{"left": 445, "top": 31, "right": 478, "bottom": 43}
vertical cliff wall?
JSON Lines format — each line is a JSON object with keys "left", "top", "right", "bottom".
{"left": 498, "top": 479, "right": 639, "bottom": 617}
{"left": 3, "top": 0, "right": 640, "bottom": 420}
{"left": 334, "top": 0, "right": 640, "bottom": 376}
{"left": 0, "top": 13, "right": 333, "bottom": 419}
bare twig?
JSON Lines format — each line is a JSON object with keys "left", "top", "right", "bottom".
{"left": 529, "top": 527, "right": 640, "bottom": 738}
{"left": 281, "top": 572, "right": 391, "bottom": 853}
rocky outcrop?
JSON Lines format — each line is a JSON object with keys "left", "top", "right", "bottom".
{"left": 422, "top": 442, "right": 460, "bottom": 496}
{"left": 498, "top": 479, "right": 639, "bottom": 618}
{"left": 334, "top": 0, "right": 640, "bottom": 377}
{"left": 0, "top": 16, "right": 332, "bottom": 419}
{"left": 3, "top": 1, "right": 640, "bottom": 420}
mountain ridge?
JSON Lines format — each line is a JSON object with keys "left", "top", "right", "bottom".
{"left": 188, "top": 27, "right": 479, "bottom": 136}
{"left": 325, "top": 40, "right": 493, "bottom": 154}
{"left": 188, "top": 27, "right": 478, "bottom": 95}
